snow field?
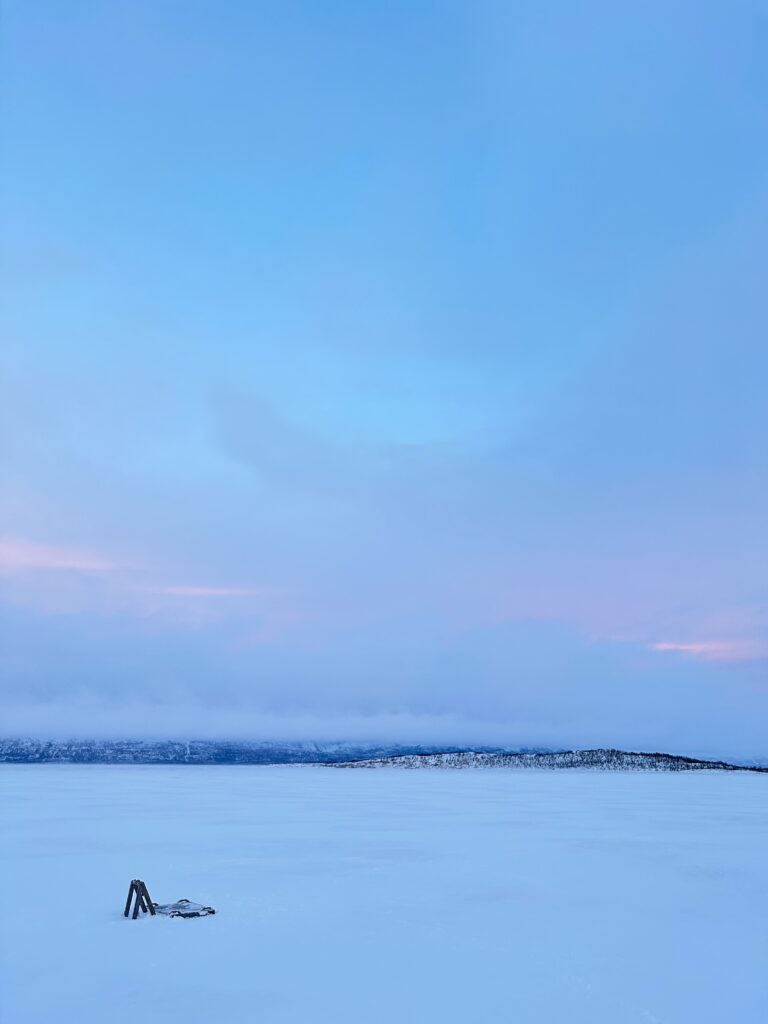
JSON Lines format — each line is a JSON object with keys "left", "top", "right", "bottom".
{"left": 1, "top": 766, "right": 766, "bottom": 1023}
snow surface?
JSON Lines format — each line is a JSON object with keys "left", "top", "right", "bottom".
{"left": 1, "top": 766, "right": 766, "bottom": 1023}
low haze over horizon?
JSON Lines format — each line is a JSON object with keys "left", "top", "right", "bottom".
{"left": 2, "top": 2, "right": 767, "bottom": 759}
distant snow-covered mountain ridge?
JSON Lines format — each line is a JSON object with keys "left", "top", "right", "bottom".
{"left": 0, "top": 740, "right": 765, "bottom": 770}
{"left": 334, "top": 749, "right": 768, "bottom": 771}
{"left": 0, "top": 739, "right": 514, "bottom": 765}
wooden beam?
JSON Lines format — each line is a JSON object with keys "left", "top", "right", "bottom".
{"left": 124, "top": 880, "right": 137, "bottom": 918}
{"left": 139, "top": 880, "right": 156, "bottom": 916}
{"left": 132, "top": 881, "right": 143, "bottom": 919}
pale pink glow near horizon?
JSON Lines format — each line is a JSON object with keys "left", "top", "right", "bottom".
{"left": 4, "top": 537, "right": 764, "bottom": 671}
{"left": 0, "top": 536, "right": 116, "bottom": 572}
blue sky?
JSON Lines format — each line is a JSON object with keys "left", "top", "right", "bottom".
{"left": 2, "top": 1, "right": 767, "bottom": 756}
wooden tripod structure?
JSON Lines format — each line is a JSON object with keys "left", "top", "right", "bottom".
{"left": 124, "top": 878, "right": 156, "bottom": 919}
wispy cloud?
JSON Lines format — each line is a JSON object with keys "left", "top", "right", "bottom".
{"left": 0, "top": 536, "right": 116, "bottom": 572}
{"left": 0, "top": 537, "right": 290, "bottom": 633}
{"left": 146, "top": 584, "right": 283, "bottom": 599}
{"left": 651, "top": 640, "right": 766, "bottom": 663}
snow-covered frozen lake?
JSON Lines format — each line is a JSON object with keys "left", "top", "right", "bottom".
{"left": 1, "top": 766, "right": 766, "bottom": 1023}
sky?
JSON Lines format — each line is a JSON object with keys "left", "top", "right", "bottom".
{"left": 1, "top": 1, "right": 767, "bottom": 758}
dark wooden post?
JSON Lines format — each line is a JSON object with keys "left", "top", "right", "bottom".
{"left": 132, "top": 882, "right": 142, "bottom": 918}
{"left": 140, "top": 880, "right": 156, "bottom": 915}
{"left": 124, "top": 879, "right": 137, "bottom": 918}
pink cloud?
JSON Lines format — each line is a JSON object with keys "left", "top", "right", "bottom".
{"left": 650, "top": 639, "right": 766, "bottom": 663}
{"left": 146, "top": 584, "right": 282, "bottom": 598}
{"left": 0, "top": 537, "right": 300, "bottom": 637}
{"left": 0, "top": 536, "right": 116, "bottom": 572}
